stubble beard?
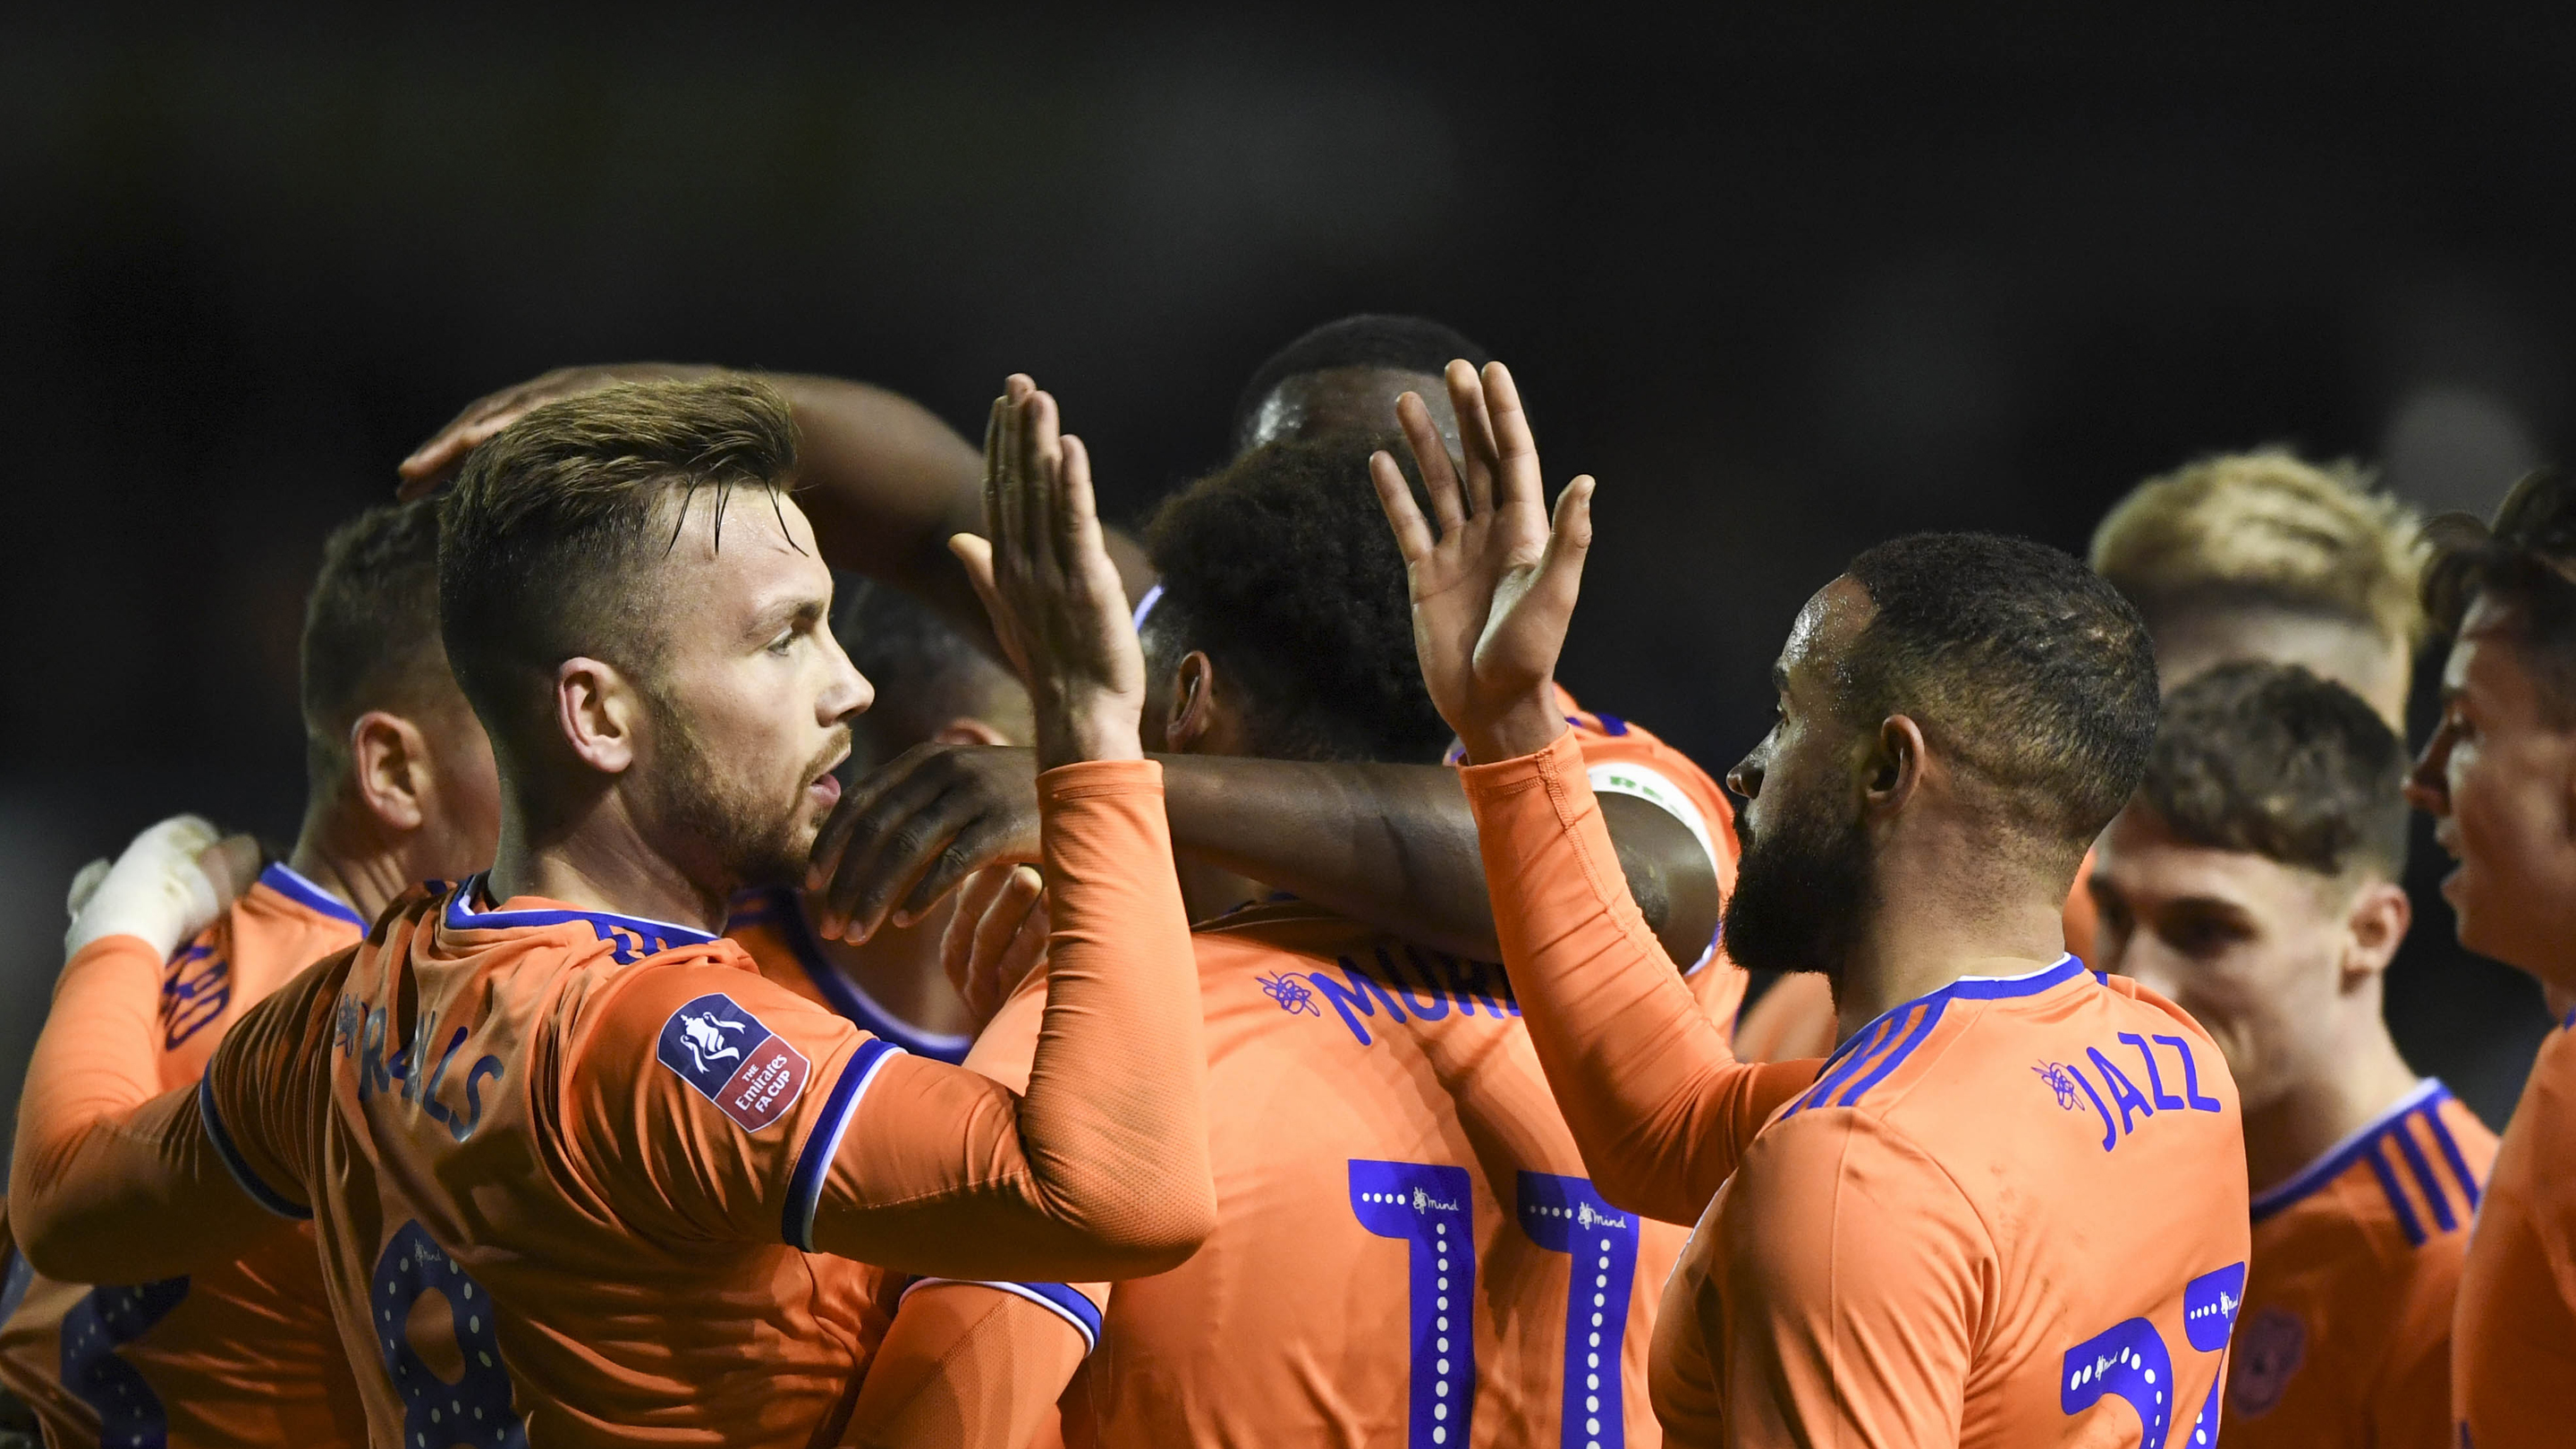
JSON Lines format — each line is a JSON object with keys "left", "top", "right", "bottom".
{"left": 643, "top": 693, "right": 839, "bottom": 895}
{"left": 1722, "top": 784, "right": 1876, "bottom": 987}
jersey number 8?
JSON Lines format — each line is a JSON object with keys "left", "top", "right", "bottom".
{"left": 372, "top": 1221, "right": 526, "bottom": 1449}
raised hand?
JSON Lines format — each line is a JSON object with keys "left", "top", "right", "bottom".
{"left": 950, "top": 376, "right": 1145, "bottom": 769}
{"left": 805, "top": 742, "right": 1041, "bottom": 943}
{"left": 395, "top": 363, "right": 714, "bottom": 496}
{"left": 65, "top": 816, "right": 262, "bottom": 958}
{"left": 1370, "top": 360, "right": 1595, "bottom": 765}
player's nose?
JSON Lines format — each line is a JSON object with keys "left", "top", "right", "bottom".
{"left": 2403, "top": 731, "right": 2452, "bottom": 818}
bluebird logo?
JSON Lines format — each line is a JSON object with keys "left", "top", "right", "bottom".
{"left": 655, "top": 994, "right": 811, "bottom": 1133}
{"left": 1257, "top": 971, "right": 1319, "bottom": 1017}
{"left": 2033, "top": 1061, "right": 2085, "bottom": 1111}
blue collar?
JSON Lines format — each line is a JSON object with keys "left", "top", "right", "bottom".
{"left": 2250, "top": 1079, "right": 2454, "bottom": 1222}
{"left": 727, "top": 887, "right": 973, "bottom": 1063}
{"left": 445, "top": 874, "right": 717, "bottom": 964}
{"left": 1818, "top": 955, "right": 2087, "bottom": 1072}
{"left": 260, "top": 863, "right": 367, "bottom": 930}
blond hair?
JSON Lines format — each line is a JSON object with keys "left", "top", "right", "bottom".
{"left": 2089, "top": 449, "right": 2428, "bottom": 647}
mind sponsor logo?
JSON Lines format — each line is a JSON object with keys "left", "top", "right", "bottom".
{"left": 655, "top": 993, "right": 811, "bottom": 1133}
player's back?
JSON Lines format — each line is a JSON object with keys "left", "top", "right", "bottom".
{"left": 0, "top": 865, "right": 368, "bottom": 1449}
{"left": 2452, "top": 1011, "right": 2576, "bottom": 1449}
{"left": 199, "top": 878, "right": 897, "bottom": 1449}
{"left": 2224, "top": 1080, "right": 2493, "bottom": 1448}
{"left": 1026, "top": 900, "right": 1714, "bottom": 1449}
{"left": 1668, "top": 959, "right": 2250, "bottom": 1447}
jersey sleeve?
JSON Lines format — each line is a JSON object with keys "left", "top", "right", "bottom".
{"left": 1459, "top": 728, "right": 1819, "bottom": 1225}
{"left": 9, "top": 936, "right": 331, "bottom": 1282}
{"left": 1714, "top": 1108, "right": 1986, "bottom": 1449}
{"left": 576, "top": 760, "right": 1216, "bottom": 1284}
{"left": 844, "top": 1280, "right": 1100, "bottom": 1449}
{"left": 804, "top": 760, "right": 1216, "bottom": 1281}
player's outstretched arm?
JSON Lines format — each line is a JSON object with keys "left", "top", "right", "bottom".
{"left": 811, "top": 741, "right": 1722, "bottom": 967}
{"left": 1379, "top": 361, "right": 1816, "bottom": 1222}
{"left": 397, "top": 363, "right": 1151, "bottom": 655}
{"left": 10, "top": 819, "right": 302, "bottom": 1280}
{"left": 802, "top": 377, "right": 1213, "bottom": 1278}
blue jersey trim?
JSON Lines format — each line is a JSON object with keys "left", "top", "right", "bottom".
{"left": 197, "top": 1075, "right": 312, "bottom": 1220}
{"left": 782, "top": 1038, "right": 904, "bottom": 1250}
{"left": 0, "top": 1246, "right": 30, "bottom": 1327}
{"left": 900, "top": 1277, "right": 1103, "bottom": 1353}
{"left": 2250, "top": 1079, "right": 2471, "bottom": 1225}
{"left": 445, "top": 875, "right": 716, "bottom": 964}
{"left": 260, "top": 863, "right": 367, "bottom": 930}
{"left": 2364, "top": 1143, "right": 2428, "bottom": 1247}
{"left": 731, "top": 887, "right": 974, "bottom": 1064}
{"left": 1780, "top": 956, "right": 2080, "bottom": 1120}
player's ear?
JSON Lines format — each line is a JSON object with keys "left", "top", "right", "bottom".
{"left": 2338, "top": 877, "right": 2411, "bottom": 986}
{"left": 931, "top": 716, "right": 1014, "bottom": 748}
{"left": 1862, "top": 714, "right": 1925, "bottom": 814}
{"left": 555, "top": 657, "right": 640, "bottom": 775}
{"left": 1160, "top": 650, "right": 1219, "bottom": 755}
{"left": 349, "top": 710, "right": 433, "bottom": 832}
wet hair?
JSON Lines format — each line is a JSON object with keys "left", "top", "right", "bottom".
{"left": 2422, "top": 469, "right": 2576, "bottom": 722}
{"left": 834, "top": 577, "right": 1028, "bottom": 772}
{"left": 2090, "top": 448, "right": 2426, "bottom": 648}
{"left": 1841, "top": 532, "right": 2161, "bottom": 851}
{"left": 301, "top": 496, "right": 456, "bottom": 786}
{"left": 1142, "top": 431, "right": 1452, "bottom": 765}
{"left": 1230, "top": 314, "right": 1492, "bottom": 454}
{"left": 437, "top": 376, "right": 800, "bottom": 767}
{"left": 2137, "top": 661, "right": 2409, "bottom": 880}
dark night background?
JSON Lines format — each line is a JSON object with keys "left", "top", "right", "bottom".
{"left": 3, "top": 9, "right": 2568, "bottom": 1153}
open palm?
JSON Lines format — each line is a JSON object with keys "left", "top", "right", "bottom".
{"left": 1370, "top": 360, "right": 1596, "bottom": 764}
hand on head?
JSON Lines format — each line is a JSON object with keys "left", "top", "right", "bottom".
{"left": 394, "top": 363, "right": 710, "bottom": 496}
{"left": 1371, "top": 360, "right": 1595, "bottom": 764}
{"left": 951, "top": 376, "right": 1147, "bottom": 769}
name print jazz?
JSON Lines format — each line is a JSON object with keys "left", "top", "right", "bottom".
{"left": 656, "top": 994, "right": 813, "bottom": 1132}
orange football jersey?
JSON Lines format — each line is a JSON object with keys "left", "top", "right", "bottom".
{"left": 0, "top": 864, "right": 369, "bottom": 1449}
{"left": 724, "top": 887, "right": 974, "bottom": 1063}
{"left": 2222, "top": 1080, "right": 2493, "bottom": 1448}
{"left": 1458, "top": 730, "right": 2250, "bottom": 1447}
{"left": 131, "top": 761, "right": 1207, "bottom": 1449}
{"left": 953, "top": 897, "right": 1724, "bottom": 1448}
{"left": 2452, "top": 1012, "right": 2576, "bottom": 1449}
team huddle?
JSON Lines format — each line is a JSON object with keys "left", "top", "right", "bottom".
{"left": 0, "top": 313, "right": 2568, "bottom": 1447}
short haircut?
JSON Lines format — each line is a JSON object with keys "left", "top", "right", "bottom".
{"left": 1230, "top": 314, "right": 1492, "bottom": 455}
{"left": 1842, "top": 532, "right": 2161, "bottom": 850}
{"left": 2421, "top": 468, "right": 2576, "bottom": 720}
{"left": 2090, "top": 449, "right": 2426, "bottom": 648}
{"left": 835, "top": 578, "right": 1027, "bottom": 770}
{"left": 301, "top": 496, "right": 454, "bottom": 783}
{"left": 438, "top": 376, "right": 799, "bottom": 763}
{"left": 1143, "top": 431, "right": 1452, "bottom": 765}
{"left": 2138, "top": 661, "right": 2410, "bottom": 880}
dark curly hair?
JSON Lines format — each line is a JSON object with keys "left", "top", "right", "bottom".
{"left": 2139, "top": 662, "right": 2409, "bottom": 878}
{"left": 1142, "top": 432, "right": 1452, "bottom": 765}
{"left": 1843, "top": 532, "right": 2161, "bottom": 852}
{"left": 2421, "top": 469, "right": 2576, "bottom": 722}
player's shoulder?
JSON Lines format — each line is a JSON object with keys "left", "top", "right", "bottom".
{"left": 2253, "top": 1081, "right": 2491, "bottom": 1259}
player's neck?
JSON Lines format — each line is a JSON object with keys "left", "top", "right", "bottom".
{"left": 2241, "top": 1022, "right": 2423, "bottom": 1198}
{"left": 1830, "top": 888, "right": 2073, "bottom": 1041}
{"left": 286, "top": 809, "right": 415, "bottom": 928}
{"left": 488, "top": 801, "right": 730, "bottom": 936}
